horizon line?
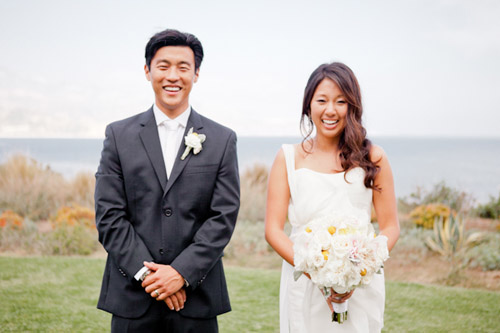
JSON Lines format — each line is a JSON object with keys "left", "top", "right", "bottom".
{"left": 1, "top": 135, "right": 500, "bottom": 140}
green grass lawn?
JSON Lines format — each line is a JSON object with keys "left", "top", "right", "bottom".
{"left": 0, "top": 257, "right": 499, "bottom": 332}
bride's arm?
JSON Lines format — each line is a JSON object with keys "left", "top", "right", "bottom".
{"left": 265, "top": 149, "right": 295, "bottom": 266}
{"left": 371, "top": 145, "right": 400, "bottom": 251}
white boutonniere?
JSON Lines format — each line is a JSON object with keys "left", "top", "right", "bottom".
{"left": 181, "top": 127, "right": 206, "bottom": 160}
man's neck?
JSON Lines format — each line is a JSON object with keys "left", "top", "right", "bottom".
{"left": 154, "top": 103, "right": 191, "bottom": 123}
{"left": 156, "top": 103, "right": 190, "bottom": 120}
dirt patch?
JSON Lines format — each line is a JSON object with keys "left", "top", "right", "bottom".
{"left": 37, "top": 220, "right": 52, "bottom": 233}
{"left": 466, "top": 217, "right": 499, "bottom": 232}
{"left": 385, "top": 249, "right": 500, "bottom": 291}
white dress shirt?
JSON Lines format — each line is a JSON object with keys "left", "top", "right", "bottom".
{"left": 133, "top": 104, "right": 191, "bottom": 282}
{"left": 153, "top": 104, "right": 191, "bottom": 178}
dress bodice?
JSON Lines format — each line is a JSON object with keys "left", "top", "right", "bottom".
{"left": 283, "top": 144, "right": 373, "bottom": 230}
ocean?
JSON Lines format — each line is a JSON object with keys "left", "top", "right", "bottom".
{"left": 0, "top": 137, "right": 499, "bottom": 203}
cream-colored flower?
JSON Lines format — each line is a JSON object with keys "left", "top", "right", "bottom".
{"left": 181, "top": 127, "right": 206, "bottom": 160}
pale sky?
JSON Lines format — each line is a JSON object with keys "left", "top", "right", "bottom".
{"left": 0, "top": 0, "right": 499, "bottom": 138}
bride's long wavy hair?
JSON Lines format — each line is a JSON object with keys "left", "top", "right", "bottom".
{"left": 300, "top": 62, "right": 380, "bottom": 190}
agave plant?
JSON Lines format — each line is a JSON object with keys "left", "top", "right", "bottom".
{"left": 426, "top": 214, "right": 485, "bottom": 284}
{"left": 426, "top": 214, "right": 484, "bottom": 259}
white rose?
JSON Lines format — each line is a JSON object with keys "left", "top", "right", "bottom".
{"left": 181, "top": 128, "right": 206, "bottom": 160}
{"left": 311, "top": 252, "right": 325, "bottom": 268}
{"left": 332, "top": 236, "right": 350, "bottom": 257}
{"left": 314, "top": 229, "right": 332, "bottom": 250}
{"left": 185, "top": 134, "right": 203, "bottom": 153}
{"left": 350, "top": 270, "right": 362, "bottom": 286}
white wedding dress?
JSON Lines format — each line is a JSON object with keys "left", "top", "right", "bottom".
{"left": 279, "top": 144, "right": 385, "bottom": 332}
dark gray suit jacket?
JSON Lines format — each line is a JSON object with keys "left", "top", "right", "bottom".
{"left": 95, "top": 107, "right": 240, "bottom": 319}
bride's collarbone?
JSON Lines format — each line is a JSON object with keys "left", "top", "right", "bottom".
{"left": 296, "top": 160, "right": 344, "bottom": 175}
{"left": 295, "top": 149, "right": 343, "bottom": 174}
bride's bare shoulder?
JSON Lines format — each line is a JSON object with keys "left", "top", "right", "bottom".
{"left": 369, "top": 144, "right": 388, "bottom": 165}
{"left": 293, "top": 141, "right": 312, "bottom": 160}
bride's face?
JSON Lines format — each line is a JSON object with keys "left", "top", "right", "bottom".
{"left": 310, "top": 78, "right": 348, "bottom": 140}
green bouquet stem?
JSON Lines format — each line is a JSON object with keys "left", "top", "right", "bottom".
{"left": 332, "top": 310, "right": 348, "bottom": 324}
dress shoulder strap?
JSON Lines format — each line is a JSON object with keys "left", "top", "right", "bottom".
{"left": 281, "top": 144, "right": 296, "bottom": 200}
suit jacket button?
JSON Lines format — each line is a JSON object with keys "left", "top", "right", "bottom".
{"left": 164, "top": 209, "right": 172, "bottom": 217}
{"left": 159, "top": 249, "right": 164, "bottom": 255}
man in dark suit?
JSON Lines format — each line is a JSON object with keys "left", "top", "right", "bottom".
{"left": 95, "top": 29, "right": 240, "bottom": 332}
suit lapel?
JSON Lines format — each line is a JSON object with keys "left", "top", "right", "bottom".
{"left": 139, "top": 107, "right": 168, "bottom": 190}
{"left": 164, "top": 109, "right": 204, "bottom": 196}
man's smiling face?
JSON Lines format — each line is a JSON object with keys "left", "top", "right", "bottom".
{"left": 145, "top": 46, "right": 199, "bottom": 117}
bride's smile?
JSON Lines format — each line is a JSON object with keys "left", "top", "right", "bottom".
{"left": 310, "top": 78, "right": 348, "bottom": 140}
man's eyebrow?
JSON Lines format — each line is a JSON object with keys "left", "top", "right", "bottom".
{"left": 155, "top": 59, "right": 192, "bottom": 67}
{"left": 177, "top": 61, "right": 192, "bottom": 66}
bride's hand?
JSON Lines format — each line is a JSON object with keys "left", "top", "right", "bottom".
{"left": 328, "top": 288, "right": 354, "bottom": 304}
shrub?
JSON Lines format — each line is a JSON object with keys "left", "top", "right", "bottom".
{"left": 238, "top": 164, "right": 269, "bottom": 223}
{"left": 225, "top": 219, "right": 286, "bottom": 269}
{"left": 47, "top": 224, "right": 99, "bottom": 256}
{"left": 0, "top": 155, "right": 95, "bottom": 221}
{"left": 47, "top": 205, "right": 98, "bottom": 255}
{"left": 51, "top": 204, "right": 95, "bottom": 230}
{"left": 0, "top": 218, "right": 46, "bottom": 254}
{"left": 475, "top": 192, "right": 500, "bottom": 220}
{"left": 0, "top": 210, "right": 24, "bottom": 229}
{"left": 0, "top": 155, "right": 67, "bottom": 220}
{"left": 226, "top": 220, "right": 269, "bottom": 255}
{"left": 426, "top": 214, "right": 485, "bottom": 283}
{"left": 391, "top": 226, "right": 432, "bottom": 257}
{"left": 465, "top": 233, "right": 500, "bottom": 271}
{"left": 399, "top": 181, "right": 474, "bottom": 214}
{"left": 67, "top": 172, "right": 95, "bottom": 208}
{"left": 409, "top": 204, "right": 452, "bottom": 229}
{"left": 0, "top": 214, "right": 99, "bottom": 256}
{"left": 426, "top": 215, "right": 484, "bottom": 258}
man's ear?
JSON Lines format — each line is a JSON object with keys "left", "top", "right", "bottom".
{"left": 144, "top": 64, "right": 151, "bottom": 81}
{"left": 194, "top": 68, "right": 199, "bottom": 83}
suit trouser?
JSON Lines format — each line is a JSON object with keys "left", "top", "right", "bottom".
{"left": 111, "top": 300, "right": 218, "bottom": 333}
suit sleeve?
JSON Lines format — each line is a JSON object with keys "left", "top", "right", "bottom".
{"left": 170, "top": 131, "right": 240, "bottom": 289}
{"left": 95, "top": 124, "right": 154, "bottom": 278}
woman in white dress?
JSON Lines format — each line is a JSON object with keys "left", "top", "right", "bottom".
{"left": 265, "top": 62, "right": 400, "bottom": 332}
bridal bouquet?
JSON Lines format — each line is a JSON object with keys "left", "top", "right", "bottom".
{"left": 293, "top": 211, "right": 389, "bottom": 324}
